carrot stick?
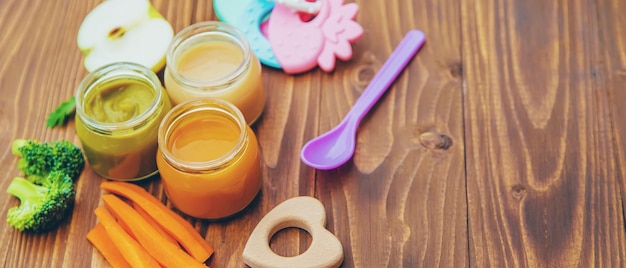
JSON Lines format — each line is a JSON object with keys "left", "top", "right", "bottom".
{"left": 133, "top": 202, "right": 179, "bottom": 246}
{"left": 108, "top": 196, "right": 137, "bottom": 240}
{"left": 86, "top": 223, "right": 132, "bottom": 268}
{"left": 102, "top": 194, "right": 205, "bottom": 268}
{"left": 93, "top": 207, "right": 160, "bottom": 268}
{"left": 101, "top": 181, "right": 214, "bottom": 262}
{"left": 115, "top": 214, "right": 136, "bottom": 241}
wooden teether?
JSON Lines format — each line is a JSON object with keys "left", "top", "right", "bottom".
{"left": 243, "top": 196, "right": 344, "bottom": 268}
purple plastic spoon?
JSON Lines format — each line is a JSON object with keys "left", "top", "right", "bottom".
{"left": 300, "top": 30, "right": 426, "bottom": 170}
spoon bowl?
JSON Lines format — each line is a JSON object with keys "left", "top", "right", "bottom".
{"left": 301, "top": 118, "right": 357, "bottom": 169}
{"left": 300, "top": 30, "right": 426, "bottom": 170}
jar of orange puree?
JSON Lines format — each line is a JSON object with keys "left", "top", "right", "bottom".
{"left": 164, "top": 21, "right": 265, "bottom": 124}
{"left": 75, "top": 62, "right": 172, "bottom": 181}
{"left": 156, "top": 98, "right": 262, "bottom": 219}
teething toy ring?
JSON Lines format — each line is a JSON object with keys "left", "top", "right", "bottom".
{"left": 243, "top": 196, "right": 344, "bottom": 268}
{"left": 214, "top": 0, "right": 363, "bottom": 74}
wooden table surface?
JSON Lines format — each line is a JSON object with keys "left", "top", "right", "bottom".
{"left": 2, "top": 0, "right": 626, "bottom": 267}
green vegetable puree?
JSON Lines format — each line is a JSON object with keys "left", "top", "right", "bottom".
{"left": 84, "top": 80, "right": 155, "bottom": 123}
{"left": 75, "top": 78, "right": 171, "bottom": 181}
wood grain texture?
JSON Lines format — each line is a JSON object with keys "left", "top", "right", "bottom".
{"left": 313, "top": 0, "right": 467, "bottom": 267}
{"left": 462, "top": 0, "right": 626, "bottom": 266}
{"left": 599, "top": 2, "right": 626, "bottom": 264}
{"left": 1, "top": 0, "right": 626, "bottom": 267}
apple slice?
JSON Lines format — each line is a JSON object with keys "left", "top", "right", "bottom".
{"left": 77, "top": 0, "right": 173, "bottom": 72}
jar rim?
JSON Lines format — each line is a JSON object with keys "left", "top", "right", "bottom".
{"left": 165, "top": 21, "right": 252, "bottom": 91}
{"left": 75, "top": 62, "right": 164, "bottom": 133}
{"left": 158, "top": 98, "right": 247, "bottom": 171}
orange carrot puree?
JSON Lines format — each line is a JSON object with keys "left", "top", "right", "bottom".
{"left": 157, "top": 111, "right": 262, "bottom": 219}
{"left": 168, "top": 116, "right": 240, "bottom": 162}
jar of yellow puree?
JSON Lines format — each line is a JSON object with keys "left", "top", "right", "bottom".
{"left": 75, "top": 62, "right": 172, "bottom": 181}
{"left": 156, "top": 98, "right": 262, "bottom": 219}
{"left": 164, "top": 21, "right": 265, "bottom": 124}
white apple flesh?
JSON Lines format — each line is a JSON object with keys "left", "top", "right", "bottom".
{"left": 77, "top": 0, "right": 173, "bottom": 72}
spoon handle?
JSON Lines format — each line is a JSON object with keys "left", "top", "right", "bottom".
{"left": 346, "top": 30, "right": 426, "bottom": 124}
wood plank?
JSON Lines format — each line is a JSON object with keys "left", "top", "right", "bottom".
{"left": 462, "top": 0, "right": 626, "bottom": 266}
{"left": 598, "top": 1, "right": 626, "bottom": 263}
{"left": 313, "top": 0, "right": 467, "bottom": 266}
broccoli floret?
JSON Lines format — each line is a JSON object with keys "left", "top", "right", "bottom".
{"left": 48, "top": 140, "right": 85, "bottom": 180}
{"left": 12, "top": 139, "right": 53, "bottom": 181}
{"left": 7, "top": 138, "right": 84, "bottom": 232}
{"left": 6, "top": 171, "right": 76, "bottom": 232}
{"left": 12, "top": 139, "right": 85, "bottom": 182}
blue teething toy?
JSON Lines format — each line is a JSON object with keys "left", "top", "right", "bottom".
{"left": 214, "top": 0, "right": 281, "bottom": 69}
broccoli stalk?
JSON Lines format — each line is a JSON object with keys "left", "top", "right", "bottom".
{"left": 6, "top": 172, "right": 76, "bottom": 232}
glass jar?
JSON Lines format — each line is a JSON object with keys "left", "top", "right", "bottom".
{"left": 164, "top": 21, "right": 266, "bottom": 124}
{"left": 75, "top": 62, "right": 172, "bottom": 181}
{"left": 156, "top": 98, "right": 262, "bottom": 219}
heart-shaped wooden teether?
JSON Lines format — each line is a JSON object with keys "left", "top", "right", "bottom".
{"left": 243, "top": 196, "right": 344, "bottom": 268}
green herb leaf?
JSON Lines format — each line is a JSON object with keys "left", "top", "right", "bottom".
{"left": 46, "top": 96, "right": 76, "bottom": 128}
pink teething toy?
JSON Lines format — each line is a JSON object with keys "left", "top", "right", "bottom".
{"left": 268, "top": 0, "right": 363, "bottom": 74}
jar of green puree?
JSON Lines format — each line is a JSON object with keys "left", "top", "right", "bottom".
{"left": 75, "top": 62, "right": 172, "bottom": 181}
